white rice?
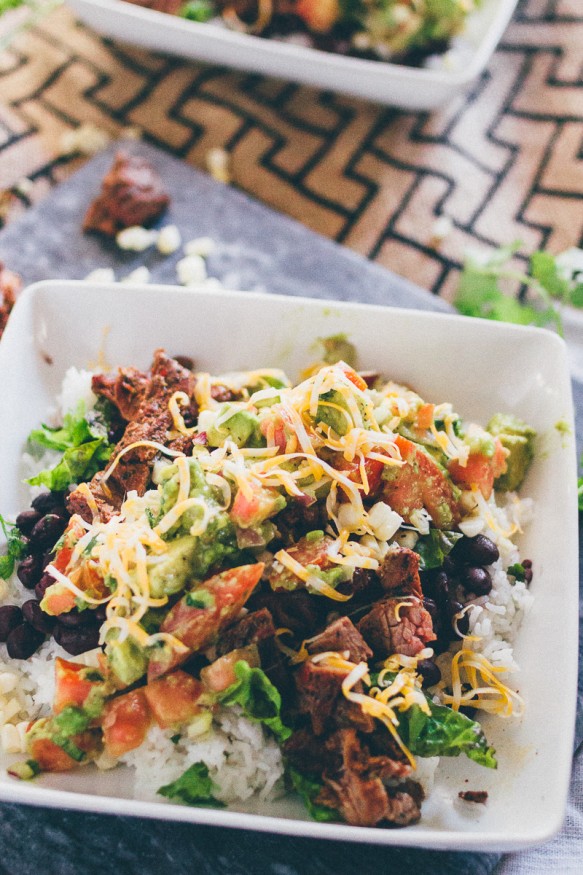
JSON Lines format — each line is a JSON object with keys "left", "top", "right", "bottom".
{"left": 120, "top": 707, "right": 285, "bottom": 805}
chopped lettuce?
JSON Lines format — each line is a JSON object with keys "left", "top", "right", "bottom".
{"left": 399, "top": 702, "right": 497, "bottom": 769}
{"left": 26, "top": 403, "right": 113, "bottom": 490}
{"left": 217, "top": 661, "right": 292, "bottom": 743}
{"left": 414, "top": 528, "right": 462, "bottom": 570}
{"left": 158, "top": 762, "right": 224, "bottom": 806}
{"left": 27, "top": 440, "right": 112, "bottom": 491}
{"left": 287, "top": 767, "right": 338, "bottom": 822}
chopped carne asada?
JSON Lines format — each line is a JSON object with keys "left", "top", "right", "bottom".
{"left": 0, "top": 346, "right": 534, "bottom": 828}
{"left": 83, "top": 151, "right": 170, "bottom": 237}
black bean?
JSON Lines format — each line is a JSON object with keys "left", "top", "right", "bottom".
{"left": 35, "top": 570, "right": 56, "bottom": 601}
{"left": 0, "top": 605, "right": 23, "bottom": 642}
{"left": 94, "top": 604, "right": 107, "bottom": 622}
{"left": 460, "top": 566, "right": 492, "bottom": 596}
{"left": 55, "top": 608, "right": 95, "bottom": 628}
{"left": 6, "top": 622, "right": 45, "bottom": 659}
{"left": 15, "top": 509, "right": 42, "bottom": 534}
{"left": 53, "top": 624, "right": 100, "bottom": 656}
{"left": 31, "top": 491, "right": 65, "bottom": 514}
{"left": 21, "top": 600, "right": 56, "bottom": 635}
{"left": 522, "top": 559, "right": 533, "bottom": 585}
{"left": 29, "top": 514, "right": 67, "bottom": 551}
{"left": 16, "top": 554, "right": 43, "bottom": 590}
{"left": 41, "top": 550, "right": 57, "bottom": 570}
{"left": 422, "top": 597, "right": 439, "bottom": 624}
{"left": 417, "top": 658, "right": 442, "bottom": 688}
{"left": 442, "top": 555, "right": 457, "bottom": 574}
{"left": 435, "top": 571, "right": 451, "bottom": 600}
{"left": 454, "top": 534, "right": 499, "bottom": 567}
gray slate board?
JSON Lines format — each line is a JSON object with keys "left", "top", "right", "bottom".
{"left": 0, "top": 141, "right": 449, "bottom": 312}
{"left": 0, "top": 143, "right": 578, "bottom": 875}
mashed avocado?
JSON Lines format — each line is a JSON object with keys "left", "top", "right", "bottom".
{"left": 488, "top": 413, "right": 536, "bottom": 492}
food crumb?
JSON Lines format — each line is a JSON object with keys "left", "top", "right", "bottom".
{"left": 206, "top": 147, "right": 231, "bottom": 184}
{"left": 176, "top": 253, "right": 207, "bottom": 286}
{"left": 14, "top": 177, "right": 33, "bottom": 198}
{"left": 84, "top": 268, "right": 116, "bottom": 284}
{"left": 116, "top": 225, "right": 158, "bottom": 252}
{"left": 157, "top": 224, "right": 182, "bottom": 255}
{"left": 60, "top": 123, "right": 111, "bottom": 157}
{"left": 458, "top": 790, "right": 488, "bottom": 804}
{"left": 184, "top": 236, "right": 216, "bottom": 258}
{"left": 430, "top": 215, "right": 453, "bottom": 247}
{"left": 119, "top": 126, "right": 143, "bottom": 141}
{"left": 121, "top": 266, "right": 151, "bottom": 285}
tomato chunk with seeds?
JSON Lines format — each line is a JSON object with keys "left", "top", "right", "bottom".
{"left": 333, "top": 454, "right": 385, "bottom": 498}
{"left": 382, "top": 435, "right": 460, "bottom": 529}
{"left": 144, "top": 670, "right": 204, "bottom": 729}
{"left": 53, "top": 658, "right": 102, "bottom": 715}
{"left": 266, "top": 535, "right": 335, "bottom": 592}
{"left": 101, "top": 689, "right": 152, "bottom": 758}
{"left": 148, "top": 562, "right": 264, "bottom": 680}
{"left": 28, "top": 730, "right": 98, "bottom": 772}
{"left": 448, "top": 439, "right": 508, "bottom": 500}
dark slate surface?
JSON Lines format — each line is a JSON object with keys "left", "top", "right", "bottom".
{"left": 0, "top": 143, "right": 579, "bottom": 875}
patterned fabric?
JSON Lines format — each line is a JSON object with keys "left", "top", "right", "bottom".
{"left": 0, "top": 0, "right": 581, "bottom": 302}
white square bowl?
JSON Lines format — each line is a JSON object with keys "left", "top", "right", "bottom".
{"left": 66, "top": 0, "right": 518, "bottom": 110}
{"left": 0, "top": 280, "right": 578, "bottom": 851}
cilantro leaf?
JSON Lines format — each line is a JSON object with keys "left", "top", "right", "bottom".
{"left": 454, "top": 245, "right": 561, "bottom": 332}
{"left": 507, "top": 562, "right": 526, "bottom": 582}
{"left": 217, "top": 661, "right": 292, "bottom": 743}
{"left": 0, "top": 512, "right": 28, "bottom": 580}
{"left": 398, "top": 702, "right": 497, "bottom": 769}
{"left": 455, "top": 244, "right": 583, "bottom": 331}
{"left": 158, "top": 762, "right": 224, "bottom": 806}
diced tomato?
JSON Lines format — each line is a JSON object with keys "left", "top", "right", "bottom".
{"left": 260, "top": 412, "right": 288, "bottom": 453}
{"left": 382, "top": 435, "right": 461, "bottom": 529}
{"left": 230, "top": 483, "right": 283, "bottom": 529}
{"left": 52, "top": 518, "right": 85, "bottom": 574}
{"left": 448, "top": 438, "right": 508, "bottom": 500}
{"left": 416, "top": 403, "right": 435, "bottom": 431}
{"left": 28, "top": 730, "right": 98, "bottom": 772}
{"left": 53, "top": 658, "right": 100, "bottom": 715}
{"left": 267, "top": 534, "right": 335, "bottom": 591}
{"left": 334, "top": 454, "right": 385, "bottom": 498}
{"left": 296, "top": 0, "right": 340, "bottom": 32}
{"left": 200, "top": 646, "right": 260, "bottom": 693}
{"left": 149, "top": 563, "right": 264, "bottom": 680}
{"left": 337, "top": 362, "right": 368, "bottom": 392}
{"left": 101, "top": 689, "right": 152, "bottom": 759}
{"left": 143, "top": 670, "right": 204, "bottom": 729}
{"left": 41, "top": 585, "right": 77, "bottom": 617}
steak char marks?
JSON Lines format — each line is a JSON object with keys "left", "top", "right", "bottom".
{"left": 67, "top": 350, "right": 196, "bottom": 522}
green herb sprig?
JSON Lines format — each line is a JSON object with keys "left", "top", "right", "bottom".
{"left": 454, "top": 243, "right": 583, "bottom": 333}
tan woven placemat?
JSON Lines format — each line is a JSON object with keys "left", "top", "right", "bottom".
{"left": 0, "top": 0, "right": 581, "bottom": 301}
